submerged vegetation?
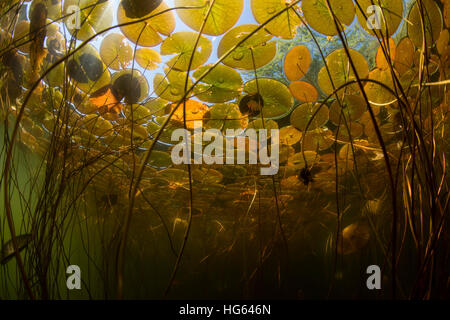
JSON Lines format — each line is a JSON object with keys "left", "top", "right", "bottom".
{"left": 0, "top": 0, "right": 449, "bottom": 299}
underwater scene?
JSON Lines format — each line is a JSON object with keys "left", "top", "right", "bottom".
{"left": 0, "top": 0, "right": 449, "bottom": 300}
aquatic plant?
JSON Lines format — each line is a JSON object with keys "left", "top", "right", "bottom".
{"left": 0, "top": 0, "right": 449, "bottom": 299}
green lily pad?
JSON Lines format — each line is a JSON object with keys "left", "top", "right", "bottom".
{"left": 124, "top": 104, "right": 152, "bottom": 125}
{"left": 144, "top": 98, "right": 170, "bottom": 116}
{"left": 218, "top": 24, "right": 277, "bottom": 70}
{"left": 148, "top": 151, "right": 173, "bottom": 168}
{"left": 329, "top": 95, "right": 366, "bottom": 125}
{"left": 193, "top": 64, "right": 243, "bottom": 103}
{"left": 153, "top": 68, "right": 193, "bottom": 102}
{"left": 243, "top": 78, "right": 293, "bottom": 119}
{"left": 290, "top": 102, "right": 329, "bottom": 132}
{"left": 204, "top": 103, "right": 246, "bottom": 131}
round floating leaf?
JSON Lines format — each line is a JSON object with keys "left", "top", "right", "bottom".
{"left": 243, "top": 78, "right": 293, "bottom": 119}
{"left": 111, "top": 69, "right": 149, "bottom": 104}
{"left": 67, "top": 44, "right": 111, "bottom": 93}
{"left": 118, "top": 1, "right": 175, "bottom": 47}
{"left": 279, "top": 125, "right": 302, "bottom": 145}
{"left": 124, "top": 104, "right": 152, "bottom": 125}
{"left": 394, "top": 37, "right": 414, "bottom": 75}
{"left": 251, "top": 0, "right": 302, "bottom": 39}
{"left": 144, "top": 98, "right": 169, "bottom": 116}
{"left": 329, "top": 95, "right": 366, "bottom": 125}
{"left": 149, "top": 151, "right": 172, "bottom": 168}
{"left": 408, "top": 0, "right": 443, "bottom": 48}
{"left": 318, "top": 48, "right": 369, "bottom": 96}
{"left": 364, "top": 68, "right": 398, "bottom": 105}
{"left": 355, "top": 0, "right": 403, "bottom": 38}
{"left": 64, "top": 0, "right": 113, "bottom": 41}
{"left": 218, "top": 24, "right": 276, "bottom": 70}
{"left": 135, "top": 48, "right": 162, "bottom": 70}
{"left": 153, "top": 68, "right": 193, "bottom": 102}
{"left": 160, "top": 31, "right": 212, "bottom": 71}
{"left": 302, "top": 0, "right": 355, "bottom": 36}
{"left": 289, "top": 81, "right": 319, "bottom": 103}
{"left": 290, "top": 103, "right": 329, "bottom": 132}
{"left": 288, "top": 151, "right": 318, "bottom": 168}
{"left": 82, "top": 114, "right": 113, "bottom": 137}
{"left": 284, "top": 45, "right": 311, "bottom": 81}
{"left": 376, "top": 38, "right": 396, "bottom": 70}
{"left": 247, "top": 118, "right": 278, "bottom": 139}
{"left": 170, "top": 99, "right": 209, "bottom": 129}
{"left": 335, "top": 121, "right": 364, "bottom": 142}
{"left": 89, "top": 85, "right": 121, "bottom": 114}
{"left": 203, "top": 103, "right": 246, "bottom": 131}
{"left": 100, "top": 33, "right": 133, "bottom": 71}
{"left": 120, "top": 0, "right": 163, "bottom": 19}
{"left": 303, "top": 128, "right": 334, "bottom": 151}
{"left": 436, "top": 29, "right": 449, "bottom": 56}
{"left": 175, "top": 0, "right": 243, "bottom": 36}
{"left": 193, "top": 64, "right": 242, "bottom": 103}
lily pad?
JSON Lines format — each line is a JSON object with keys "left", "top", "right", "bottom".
{"left": 111, "top": 69, "right": 149, "bottom": 104}
{"left": 329, "top": 95, "right": 366, "bottom": 125}
{"left": 175, "top": 0, "right": 244, "bottom": 36}
{"left": 243, "top": 78, "right": 293, "bottom": 119}
{"left": 284, "top": 45, "right": 311, "bottom": 81}
{"left": 100, "top": 33, "right": 133, "bottom": 71}
{"left": 355, "top": 0, "right": 403, "bottom": 38}
{"left": 135, "top": 48, "right": 162, "bottom": 70}
{"left": 64, "top": 0, "right": 113, "bottom": 41}
{"left": 118, "top": 0, "right": 175, "bottom": 47}
{"left": 394, "top": 37, "right": 414, "bottom": 75}
{"left": 251, "top": 0, "right": 302, "bottom": 39}
{"left": 203, "top": 103, "right": 246, "bottom": 131}
{"left": 217, "top": 24, "right": 276, "bottom": 70}
{"left": 149, "top": 150, "right": 173, "bottom": 168}
{"left": 153, "top": 68, "right": 193, "bottom": 102}
{"left": 302, "top": 0, "right": 355, "bottom": 36}
{"left": 408, "top": 0, "right": 443, "bottom": 48}
{"left": 290, "top": 102, "right": 329, "bottom": 132}
{"left": 364, "top": 68, "right": 398, "bottom": 105}
{"left": 193, "top": 64, "right": 243, "bottom": 103}
{"left": 67, "top": 44, "right": 111, "bottom": 93}
{"left": 318, "top": 48, "right": 369, "bottom": 96}
{"left": 279, "top": 125, "right": 302, "bottom": 145}
{"left": 161, "top": 31, "right": 212, "bottom": 71}
{"left": 124, "top": 104, "right": 152, "bottom": 125}
{"left": 289, "top": 81, "right": 319, "bottom": 103}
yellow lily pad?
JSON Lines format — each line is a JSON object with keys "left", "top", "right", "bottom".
{"left": 175, "top": 0, "right": 244, "bottom": 36}
{"left": 160, "top": 31, "right": 212, "bottom": 71}
{"left": 251, "top": 0, "right": 302, "bottom": 39}
{"left": 218, "top": 24, "right": 276, "bottom": 70}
